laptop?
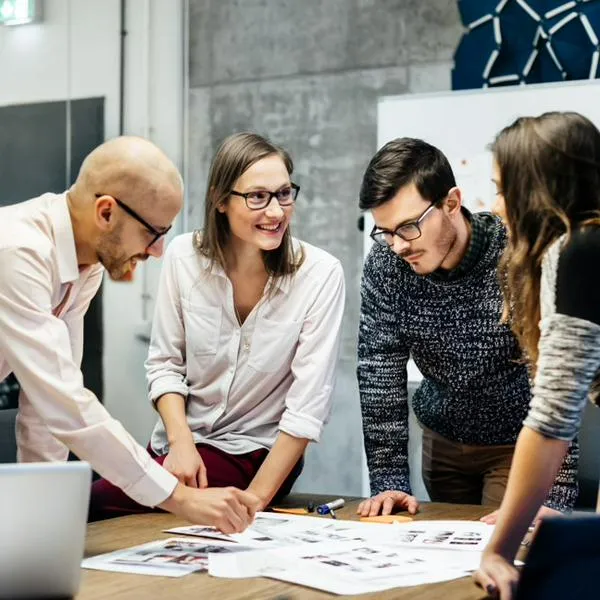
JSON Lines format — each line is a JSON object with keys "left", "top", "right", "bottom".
{"left": 0, "top": 462, "right": 91, "bottom": 599}
{"left": 516, "top": 514, "right": 600, "bottom": 600}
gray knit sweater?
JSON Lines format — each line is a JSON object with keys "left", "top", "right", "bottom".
{"left": 358, "top": 212, "right": 578, "bottom": 511}
{"left": 525, "top": 229, "right": 600, "bottom": 440}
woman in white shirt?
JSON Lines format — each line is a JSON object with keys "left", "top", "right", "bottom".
{"left": 90, "top": 132, "right": 345, "bottom": 519}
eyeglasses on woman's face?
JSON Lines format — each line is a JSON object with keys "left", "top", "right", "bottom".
{"left": 229, "top": 183, "right": 300, "bottom": 211}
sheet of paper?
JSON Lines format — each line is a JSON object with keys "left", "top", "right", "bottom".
{"left": 168, "top": 513, "right": 494, "bottom": 552}
{"left": 82, "top": 537, "right": 253, "bottom": 577}
{"left": 389, "top": 519, "right": 495, "bottom": 552}
{"left": 209, "top": 540, "right": 480, "bottom": 595}
{"left": 169, "top": 513, "right": 393, "bottom": 547}
{"left": 267, "top": 566, "right": 473, "bottom": 595}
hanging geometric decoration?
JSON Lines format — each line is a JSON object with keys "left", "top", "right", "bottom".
{"left": 453, "top": 0, "right": 600, "bottom": 89}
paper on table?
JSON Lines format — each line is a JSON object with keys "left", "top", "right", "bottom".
{"left": 389, "top": 520, "right": 495, "bottom": 552}
{"left": 266, "top": 567, "right": 474, "bottom": 596}
{"left": 167, "top": 513, "right": 494, "bottom": 552}
{"left": 167, "top": 512, "right": 412, "bottom": 548}
{"left": 82, "top": 537, "right": 254, "bottom": 578}
{"left": 209, "top": 540, "right": 481, "bottom": 595}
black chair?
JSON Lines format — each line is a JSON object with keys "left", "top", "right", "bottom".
{"left": 0, "top": 408, "right": 17, "bottom": 463}
{"left": 516, "top": 515, "right": 600, "bottom": 599}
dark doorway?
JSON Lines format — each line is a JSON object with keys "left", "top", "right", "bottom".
{"left": 0, "top": 97, "right": 105, "bottom": 408}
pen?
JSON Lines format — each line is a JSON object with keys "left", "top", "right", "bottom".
{"left": 316, "top": 498, "right": 345, "bottom": 518}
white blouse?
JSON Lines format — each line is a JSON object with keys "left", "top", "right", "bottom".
{"left": 146, "top": 233, "right": 345, "bottom": 455}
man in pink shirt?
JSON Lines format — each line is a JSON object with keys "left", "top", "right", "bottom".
{"left": 0, "top": 136, "right": 259, "bottom": 532}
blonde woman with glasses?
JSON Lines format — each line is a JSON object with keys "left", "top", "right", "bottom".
{"left": 90, "top": 132, "right": 345, "bottom": 519}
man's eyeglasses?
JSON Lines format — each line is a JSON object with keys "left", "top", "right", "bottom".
{"left": 95, "top": 194, "right": 171, "bottom": 248}
{"left": 370, "top": 202, "right": 438, "bottom": 247}
{"left": 230, "top": 183, "right": 300, "bottom": 211}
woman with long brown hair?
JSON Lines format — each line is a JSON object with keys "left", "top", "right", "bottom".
{"left": 474, "top": 111, "right": 600, "bottom": 598}
{"left": 90, "top": 132, "right": 345, "bottom": 519}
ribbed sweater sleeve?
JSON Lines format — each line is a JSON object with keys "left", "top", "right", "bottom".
{"left": 358, "top": 245, "right": 411, "bottom": 495}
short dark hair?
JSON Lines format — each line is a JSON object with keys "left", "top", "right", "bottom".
{"left": 359, "top": 137, "right": 456, "bottom": 210}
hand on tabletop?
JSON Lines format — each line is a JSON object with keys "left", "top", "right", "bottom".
{"left": 356, "top": 490, "right": 419, "bottom": 517}
{"left": 473, "top": 551, "right": 519, "bottom": 600}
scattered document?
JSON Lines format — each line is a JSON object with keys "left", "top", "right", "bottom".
{"left": 83, "top": 513, "right": 497, "bottom": 593}
{"left": 167, "top": 513, "right": 494, "bottom": 552}
{"left": 209, "top": 540, "right": 481, "bottom": 595}
{"left": 81, "top": 537, "right": 253, "bottom": 577}
{"left": 167, "top": 512, "right": 397, "bottom": 547}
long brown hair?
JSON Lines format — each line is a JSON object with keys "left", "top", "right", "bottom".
{"left": 195, "top": 132, "right": 304, "bottom": 277}
{"left": 493, "top": 111, "right": 600, "bottom": 366}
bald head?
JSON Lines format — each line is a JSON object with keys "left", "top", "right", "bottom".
{"left": 72, "top": 136, "right": 183, "bottom": 215}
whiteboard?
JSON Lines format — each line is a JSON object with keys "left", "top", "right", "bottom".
{"left": 360, "top": 80, "right": 600, "bottom": 498}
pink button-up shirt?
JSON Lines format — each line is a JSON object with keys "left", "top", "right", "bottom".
{"left": 0, "top": 193, "right": 176, "bottom": 507}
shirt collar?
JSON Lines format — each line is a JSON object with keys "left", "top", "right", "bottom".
{"left": 49, "top": 193, "right": 80, "bottom": 284}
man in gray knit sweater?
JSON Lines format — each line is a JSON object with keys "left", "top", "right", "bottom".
{"left": 356, "top": 138, "right": 578, "bottom": 518}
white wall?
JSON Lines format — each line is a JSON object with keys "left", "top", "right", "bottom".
{"left": 0, "top": 0, "right": 184, "bottom": 444}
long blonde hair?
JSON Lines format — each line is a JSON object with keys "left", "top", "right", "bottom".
{"left": 493, "top": 111, "right": 600, "bottom": 366}
{"left": 196, "top": 132, "right": 304, "bottom": 277}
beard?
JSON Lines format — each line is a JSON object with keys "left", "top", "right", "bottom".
{"left": 96, "top": 228, "right": 146, "bottom": 282}
{"left": 403, "top": 216, "right": 458, "bottom": 275}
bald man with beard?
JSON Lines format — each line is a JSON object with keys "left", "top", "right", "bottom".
{"left": 0, "top": 137, "right": 259, "bottom": 532}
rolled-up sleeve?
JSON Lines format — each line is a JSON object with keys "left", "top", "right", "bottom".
{"left": 146, "top": 241, "right": 189, "bottom": 403}
{"left": 0, "top": 247, "right": 177, "bottom": 507}
{"left": 278, "top": 261, "right": 345, "bottom": 442}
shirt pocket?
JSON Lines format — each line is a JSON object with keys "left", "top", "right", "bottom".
{"left": 248, "top": 317, "right": 303, "bottom": 373}
{"left": 181, "top": 299, "right": 221, "bottom": 358}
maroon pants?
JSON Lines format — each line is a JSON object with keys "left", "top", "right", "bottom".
{"left": 88, "top": 443, "right": 303, "bottom": 522}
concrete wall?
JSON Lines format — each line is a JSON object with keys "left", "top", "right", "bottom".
{"left": 186, "top": 0, "right": 463, "bottom": 495}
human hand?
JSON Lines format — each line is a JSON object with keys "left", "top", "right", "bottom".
{"left": 473, "top": 551, "right": 519, "bottom": 600}
{"left": 356, "top": 490, "right": 419, "bottom": 517}
{"left": 163, "top": 439, "right": 207, "bottom": 488}
{"left": 159, "top": 484, "right": 262, "bottom": 534}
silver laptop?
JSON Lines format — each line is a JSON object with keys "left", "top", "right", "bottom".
{"left": 0, "top": 461, "right": 91, "bottom": 599}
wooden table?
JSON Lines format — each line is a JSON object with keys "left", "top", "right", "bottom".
{"left": 79, "top": 494, "right": 491, "bottom": 599}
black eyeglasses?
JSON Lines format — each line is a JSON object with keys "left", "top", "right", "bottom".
{"left": 230, "top": 183, "right": 300, "bottom": 211}
{"left": 95, "top": 194, "right": 172, "bottom": 247}
{"left": 370, "top": 202, "right": 438, "bottom": 247}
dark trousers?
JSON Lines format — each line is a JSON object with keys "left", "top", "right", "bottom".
{"left": 88, "top": 442, "right": 303, "bottom": 521}
{"left": 421, "top": 426, "right": 514, "bottom": 506}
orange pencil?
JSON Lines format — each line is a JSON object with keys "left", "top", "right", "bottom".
{"left": 271, "top": 507, "right": 309, "bottom": 515}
